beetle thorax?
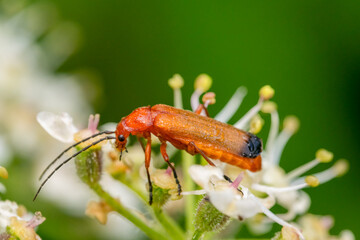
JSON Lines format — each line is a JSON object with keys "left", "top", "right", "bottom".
{"left": 119, "top": 106, "right": 153, "bottom": 134}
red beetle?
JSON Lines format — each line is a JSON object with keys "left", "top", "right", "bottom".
{"left": 35, "top": 104, "right": 262, "bottom": 204}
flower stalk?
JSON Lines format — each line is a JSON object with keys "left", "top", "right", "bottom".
{"left": 153, "top": 207, "right": 185, "bottom": 240}
{"left": 183, "top": 151, "right": 196, "bottom": 235}
{"left": 91, "top": 183, "right": 169, "bottom": 240}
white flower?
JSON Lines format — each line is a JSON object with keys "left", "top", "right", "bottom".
{"left": 0, "top": 3, "right": 92, "bottom": 163}
{"left": 248, "top": 111, "right": 349, "bottom": 222}
{"left": 177, "top": 78, "right": 349, "bottom": 238}
{"left": 188, "top": 81, "right": 348, "bottom": 225}
{"left": 187, "top": 165, "right": 304, "bottom": 240}
{"left": 294, "top": 214, "right": 355, "bottom": 240}
{"left": 0, "top": 200, "right": 32, "bottom": 232}
{"left": 36, "top": 112, "right": 144, "bottom": 239}
{"left": 35, "top": 112, "right": 106, "bottom": 212}
{"left": 37, "top": 112, "right": 79, "bottom": 143}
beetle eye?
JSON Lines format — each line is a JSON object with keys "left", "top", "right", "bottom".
{"left": 118, "top": 135, "right": 125, "bottom": 142}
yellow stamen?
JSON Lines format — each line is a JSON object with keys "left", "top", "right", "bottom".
{"left": 261, "top": 101, "right": 277, "bottom": 113}
{"left": 333, "top": 159, "right": 349, "bottom": 177}
{"left": 316, "top": 149, "right": 333, "bottom": 163}
{"left": 168, "top": 74, "right": 184, "bottom": 89}
{"left": 283, "top": 115, "right": 300, "bottom": 134}
{"left": 259, "top": 85, "right": 275, "bottom": 100}
{"left": 194, "top": 74, "right": 212, "bottom": 92}
{"left": 0, "top": 166, "right": 8, "bottom": 179}
{"left": 305, "top": 175, "right": 319, "bottom": 187}
{"left": 249, "top": 114, "right": 264, "bottom": 134}
{"left": 73, "top": 129, "right": 105, "bottom": 149}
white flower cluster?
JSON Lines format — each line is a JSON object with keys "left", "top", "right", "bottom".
{"left": 0, "top": 200, "right": 23, "bottom": 232}
{"left": 0, "top": 2, "right": 91, "bottom": 168}
{"left": 169, "top": 74, "right": 351, "bottom": 239}
{"left": 35, "top": 69, "right": 353, "bottom": 240}
{"left": 0, "top": 198, "right": 45, "bottom": 239}
{"left": 36, "top": 112, "right": 143, "bottom": 239}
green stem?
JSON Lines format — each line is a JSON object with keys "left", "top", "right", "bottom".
{"left": 121, "top": 179, "right": 148, "bottom": 202}
{"left": 182, "top": 151, "right": 196, "bottom": 235}
{"left": 153, "top": 208, "right": 185, "bottom": 240}
{"left": 91, "top": 183, "right": 168, "bottom": 240}
{"left": 115, "top": 176, "right": 184, "bottom": 240}
{"left": 192, "top": 229, "right": 203, "bottom": 240}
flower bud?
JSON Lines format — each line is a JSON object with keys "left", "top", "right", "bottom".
{"left": 0, "top": 166, "right": 8, "bottom": 179}
{"left": 339, "top": 230, "right": 355, "bottom": 240}
{"left": 7, "top": 217, "right": 38, "bottom": 240}
{"left": 151, "top": 185, "right": 171, "bottom": 209}
{"left": 151, "top": 169, "right": 182, "bottom": 208}
{"left": 281, "top": 226, "right": 300, "bottom": 240}
{"left": 86, "top": 200, "right": 113, "bottom": 224}
{"left": 6, "top": 212, "right": 45, "bottom": 240}
{"left": 194, "top": 74, "right": 212, "bottom": 92}
{"left": 75, "top": 147, "right": 102, "bottom": 187}
{"left": 106, "top": 157, "right": 129, "bottom": 179}
{"left": 168, "top": 74, "right": 184, "bottom": 89}
{"left": 194, "top": 197, "right": 230, "bottom": 236}
{"left": 152, "top": 169, "right": 177, "bottom": 189}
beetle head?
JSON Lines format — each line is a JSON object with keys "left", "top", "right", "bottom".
{"left": 115, "top": 120, "right": 130, "bottom": 155}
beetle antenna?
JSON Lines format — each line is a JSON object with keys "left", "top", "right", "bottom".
{"left": 33, "top": 135, "right": 116, "bottom": 201}
{"left": 39, "top": 130, "right": 115, "bottom": 180}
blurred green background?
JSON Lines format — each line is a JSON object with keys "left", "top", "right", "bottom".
{"left": 3, "top": 0, "right": 360, "bottom": 239}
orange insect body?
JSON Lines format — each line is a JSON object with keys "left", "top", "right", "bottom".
{"left": 115, "top": 104, "right": 262, "bottom": 172}
{"left": 35, "top": 104, "right": 262, "bottom": 204}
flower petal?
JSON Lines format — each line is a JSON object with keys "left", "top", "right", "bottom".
{"left": 188, "top": 165, "right": 224, "bottom": 189}
{"left": 208, "top": 188, "right": 262, "bottom": 219}
{"left": 37, "top": 111, "right": 78, "bottom": 143}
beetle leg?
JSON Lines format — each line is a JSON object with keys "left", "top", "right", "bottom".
{"left": 160, "top": 141, "right": 182, "bottom": 195}
{"left": 194, "top": 104, "right": 210, "bottom": 117}
{"left": 145, "top": 136, "right": 153, "bottom": 205}
{"left": 189, "top": 141, "right": 215, "bottom": 166}
{"left": 223, "top": 175, "right": 233, "bottom": 183}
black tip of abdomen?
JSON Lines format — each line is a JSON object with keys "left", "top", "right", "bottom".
{"left": 241, "top": 133, "right": 262, "bottom": 158}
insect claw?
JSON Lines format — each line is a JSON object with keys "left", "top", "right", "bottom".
{"left": 125, "top": 147, "right": 128, "bottom": 153}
